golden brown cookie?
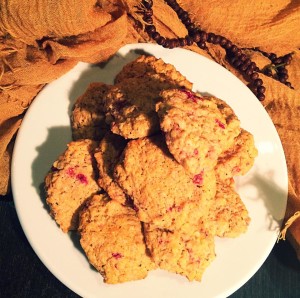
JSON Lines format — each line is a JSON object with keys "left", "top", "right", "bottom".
{"left": 45, "top": 139, "right": 100, "bottom": 232}
{"left": 215, "top": 128, "right": 258, "bottom": 180}
{"left": 104, "top": 76, "right": 161, "bottom": 139}
{"left": 209, "top": 96, "right": 241, "bottom": 152}
{"left": 114, "top": 134, "right": 209, "bottom": 230}
{"left": 94, "top": 132, "right": 128, "bottom": 205}
{"left": 114, "top": 55, "right": 193, "bottom": 90}
{"left": 79, "top": 194, "right": 155, "bottom": 284}
{"left": 144, "top": 224, "right": 215, "bottom": 281}
{"left": 71, "top": 82, "right": 111, "bottom": 140}
{"left": 105, "top": 56, "right": 193, "bottom": 139}
{"left": 207, "top": 178, "right": 250, "bottom": 237}
{"left": 156, "top": 89, "right": 241, "bottom": 178}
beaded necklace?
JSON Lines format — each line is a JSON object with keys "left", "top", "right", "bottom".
{"left": 140, "top": 0, "right": 293, "bottom": 101}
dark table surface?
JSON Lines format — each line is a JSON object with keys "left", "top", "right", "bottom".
{"left": 1, "top": 193, "right": 300, "bottom": 298}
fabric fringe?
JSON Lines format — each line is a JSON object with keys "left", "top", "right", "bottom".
{"left": 278, "top": 211, "right": 300, "bottom": 241}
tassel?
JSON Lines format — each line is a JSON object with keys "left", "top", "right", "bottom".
{"left": 277, "top": 211, "right": 300, "bottom": 241}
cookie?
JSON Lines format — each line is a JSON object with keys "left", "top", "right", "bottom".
{"left": 200, "top": 169, "right": 217, "bottom": 202}
{"left": 71, "top": 82, "right": 111, "bottom": 140}
{"left": 144, "top": 224, "right": 215, "bottom": 281}
{"left": 105, "top": 57, "right": 193, "bottom": 139}
{"left": 207, "top": 179, "right": 250, "bottom": 237}
{"left": 115, "top": 55, "right": 193, "bottom": 90}
{"left": 156, "top": 89, "right": 241, "bottom": 178}
{"left": 45, "top": 139, "right": 100, "bottom": 232}
{"left": 215, "top": 129, "right": 258, "bottom": 180}
{"left": 209, "top": 96, "right": 241, "bottom": 152}
{"left": 114, "top": 134, "right": 208, "bottom": 230}
{"left": 79, "top": 194, "right": 155, "bottom": 284}
{"left": 94, "top": 132, "right": 128, "bottom": 205}
{"left": 104, "top": 76, "right": 159, "bottom": 139}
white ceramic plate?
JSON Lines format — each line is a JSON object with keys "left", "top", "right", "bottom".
{"left": 11, "top": 43, "right": 288, "bottom": 298}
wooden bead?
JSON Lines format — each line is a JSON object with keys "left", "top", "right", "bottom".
{"left": 145, "top": 25, "right": 155, "bottom": 34}
{"left": 219, "top": 37, "right": 227, "bottom": 46}
{"left": 143, "top": 15, "right": 153, "bottom": 24}
{"left": 257, "top": 93, "right": 265, "bottom": 101}
{"left": 151, "top": 31, "right": 161, "bottom": 41}
{"left": 179, "top": 37, "right": 187, "bottom": 46}
{"left": 192, "top": 31, "right": 201, "bottom": 43}
{"left": 213, "top": 35, "right": 221, "bottom": 45}
{"left": 142, "top": 0, "right": 153, "bottom": 9}
{"left": 163, "top": 39, "right": 171, "bottom": 48}
{"left": 250, "top": 72, "right": 259, "bottom": 80}
{"left": 257, "top": 86, "right": 266, "bottom": 94}
{"left": 185, "top": 36, "right": 193, "bottom": 46}
{"left": 230, "top": 45, "right": 238, "bottom": 54}
{"left": 254, "top": 78, "right": 263, "bottom": 87}
{"left": 157, "top": 36, "right": 166, "bottom": 46}
{"left": 207, "top": 33, "right": 215, "bottom": 43}
{"left": 197, "top": 41, "right": 206, "bottom": 49}
{"left": 224, "top": 40, "right": 232, "bottom": 49}
{"left": 200, "top": 31, "right": 208, "bottom": 42}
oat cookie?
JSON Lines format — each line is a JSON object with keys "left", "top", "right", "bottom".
{"left": 209, "top": 96, "right": 241, "bottom": 151}
{"left": 156, "top": 89, "right": 241, "bottom": 178}
{"left": 94, "top": 132, "right": 128, "bottom": 205}
{"left": 215, "top": 129, "right": 258, "bottom": 180}
{"left": 207, "top": 179, "right": 250, "bottom": 237}
{"left": 114, "top": 134, "right": 205, "bottom": 229}
{"left": 71, "top": 82, "right": 111, "bottom": 140}
{"left": 45, "top": 139, "right": 100, "bottom": 232}
{"left": 79, "top": 194, "right": 155, "bottom": 284}
{"left": 144, "top": 224, "right": 215, "bottom": 281}
{"left": 115, "top": 55, "right": 193, "bottom": 89}
{"left": 104, "top": 76, "right": 160, "bottom": 139}
{"left": 105, "top": 57, "right": 193, "bottom": 139}
{"left": 200, "top": 169, "right": 217, "bottom": 202}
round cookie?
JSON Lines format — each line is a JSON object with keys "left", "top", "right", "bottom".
{"left": 104, "top": 76, "right": 161, "bottom": 139}
{"left": 105, "top": 58, "right": 193, "bottom": 139}
{"left": 45, "top": 139, "right": 100, "bottom": 232}
{"left": 79, "top": 194, "right": 155, "bottom": 284}
{"left": 144, "top": 224, "right": 216, "bottom": 281}
{"left": 156, "top": 89, "right": 241, "bottom": 178}
{"left": 94, "top": 132, "right": 128, "bottom": 205}
{"left": 215, "top": 128, "right": 258, "bottom": 180}
{"left": 71, "top": 82, "right": 111, "bottom": 140}
{"left": 115, "top": 55, "right": 193, "bottom": 90}
{"left": 114, "top": 134, "right": 208, "bottom": 230}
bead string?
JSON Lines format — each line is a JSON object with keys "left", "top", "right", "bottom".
{"left": 140, "top": 0, "right": 294, "bottom": 101}
{"left": 256, "top": 48, "right": 293, "bottom": 88}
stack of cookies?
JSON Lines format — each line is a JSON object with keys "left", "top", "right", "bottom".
{"left": 44, "top": 55, "right": 258, "bottom": 284}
